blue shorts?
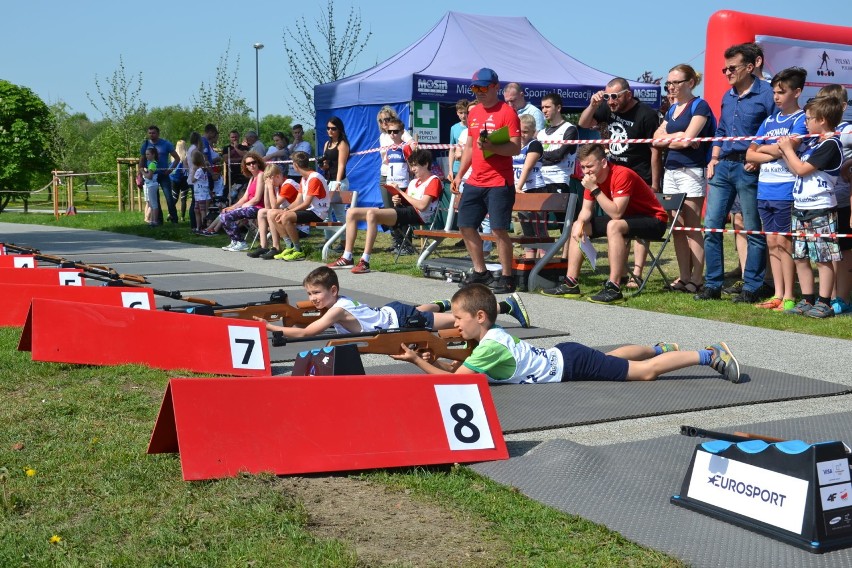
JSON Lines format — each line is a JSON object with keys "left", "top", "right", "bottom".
{"left": 457, "top": 184, "right": 515, "bottom": 230}
{"left": 757, "top": 200, "right": 793, "bottom": 233}
{"left": 384, "top": 301, "right": 435, "bottom": 329}
{"left": 556, "top": 342, "right": 629, "bottom": 382}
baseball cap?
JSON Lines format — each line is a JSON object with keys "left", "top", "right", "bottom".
{"left": 471, "top": 68, "right": 499, "bottom": 87}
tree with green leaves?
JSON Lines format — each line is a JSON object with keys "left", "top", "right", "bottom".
{"left": 0, "top": 80, "right": 56, "bottom": 213}
{"left": 194, "top": 42, "right": 252, "bottom": 140}
{"left": 282, "top": 0, "right": 372, "bottom": 122}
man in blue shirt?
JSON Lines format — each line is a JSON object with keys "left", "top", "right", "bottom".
{"left": 695, "top": 44, "right": 776, "bottom": 303}
{"left": 139, "top": 125, "right": 181, "bottom": 224}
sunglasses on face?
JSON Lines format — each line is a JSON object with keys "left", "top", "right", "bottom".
{"left": 387, "top": 129, "right": 402, "bottom": 134}
{"left": 380, "top": 117, "right": 393, "bottom": 122}
{"left": 602, "top": 89, "right": 629, "bottom": 101}
{"left": 327, "top": 126, "right": 338, "bottom": 131}
{"left": 722, "top": 64, "right": 748, "bottom": 75}
{"left": 470, "top": 84, "right": 491, "bottom": 94}
{"left": 664, "top": 79, "right": 688, "bottom": 90}
{"left": 245, "top": 160, "right": 257, "bottom": 166}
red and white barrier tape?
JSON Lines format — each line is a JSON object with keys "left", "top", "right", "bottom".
{"left": 672, "top": 226, "right": 851, "bottom": 238}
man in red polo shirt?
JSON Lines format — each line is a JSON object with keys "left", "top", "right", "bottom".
{"left": 452, "top": 68, "right": 522, "bottom": 294}
{"left": 542, "top": 144, "right": 667, "bottom": 304}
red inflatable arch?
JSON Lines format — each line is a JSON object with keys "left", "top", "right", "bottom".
{"left": 704, "top": 10, "right": 852, "bottom": 115}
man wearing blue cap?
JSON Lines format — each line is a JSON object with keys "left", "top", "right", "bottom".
{"left": 452, "top": 68, "right": 522, "bottom": 294}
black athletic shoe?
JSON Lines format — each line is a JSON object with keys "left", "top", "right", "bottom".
{"left": 246, "top": 247, "right": 270, "bottom": 258}
{"left": 694, "top": 286, "right": 722, "bottom": 301}
{"left": 722, "top": 280, "right": 743, "bottom": 295}
{"left": 588, "top": 281, "right": 625, "bottom": 304}
{"left": 489, "top": 276, "right": 516, "bottom": 294}
{"left": 260, "top": 247, "right": 281, "bottom": 260}
{"left": 459, "top": 270, "right": 494, "bottom": 288}
{"left": 731, "top": 289, "right": 760, "bottom": 304}
{"left": 541, "top": 278, "right": 582, "bottom": 298}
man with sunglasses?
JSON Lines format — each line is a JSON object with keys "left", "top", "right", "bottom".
{"left": 579, "top": 78, "right": 662, "bottom": 191}
{"left": 453, "top": 68, "right": 522, "bottom": 294}
{"left": 695, "top": 43, "right": 775, "bottom": 303}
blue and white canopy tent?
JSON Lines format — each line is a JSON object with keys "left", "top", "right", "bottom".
{"left": 314, "top": 11, "right": 660, "bottom": 206}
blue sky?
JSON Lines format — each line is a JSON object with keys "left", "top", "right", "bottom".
{"left": 3, "top": 1, "right": 848, "bottom": 122}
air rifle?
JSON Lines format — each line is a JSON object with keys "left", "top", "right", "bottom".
{"left": 272, "top": 327, "right": 475, "bottom": 362}
{"left": 1, "top": 242, "right": 217, "bottom": 306}
{"left": 680, "top": 425, "right": 787, "bottom": 444}
{"left": 162, "top": 290, "right": 321, "bottom": 325}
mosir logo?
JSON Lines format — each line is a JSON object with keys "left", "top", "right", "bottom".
{"left": 417, "top": 79, "right": 448, "bottom": 95}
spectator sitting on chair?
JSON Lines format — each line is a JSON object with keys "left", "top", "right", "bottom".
{"left": 382, "top": 117, "right": 418, "bottom": 256}
{"left": 328, "top": 149, "right": 442, "bottom": 275}
{"left": 247, "top": 164, "right": 301, "bottom": 260}
{"left": 219, "top": 152, "right": 266, "bottom": 252}
{"left": 272, "top": 151, "right": 330, "bottom": 262}
{"left": 541, "top": 144, "right": 667, "bottom": 304}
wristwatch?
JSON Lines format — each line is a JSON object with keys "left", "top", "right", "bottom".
{"left": 590, "top": 187, "right": 601, "bottom": 198}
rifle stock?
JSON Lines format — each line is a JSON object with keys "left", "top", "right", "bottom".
{"left": 325, "top": 328, "right": 473, "bottom": 362}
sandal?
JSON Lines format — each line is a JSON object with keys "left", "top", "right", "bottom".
{"left": 624, "top": 273, "right": 643, "bottom": 290}
{"left": 664, "top": 279, "right": 688, "bottom": 292}
{"left": 684, "top": 282, "right": 703, "bottom": 294}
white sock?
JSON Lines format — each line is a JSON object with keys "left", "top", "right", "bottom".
{"left": 342, "top": 251, "right": 353, "bottom": 261}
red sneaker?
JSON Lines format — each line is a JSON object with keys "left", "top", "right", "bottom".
{"left": 351, "top": 259, "right": 370, "bottom": 274}
{"left": 327, "top": 256, "right": 354, "bottom": 269}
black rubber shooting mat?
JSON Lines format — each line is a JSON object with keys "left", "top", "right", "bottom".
{"left": 144, "top": 272, "right": 300, "bottom": 291}
{"left": 470, "top": 412, "right": 852, "bottom": 567}
{"left": 363, "top": 362, "right": 848, "bottom": 433}
{"left": 106, "top": 260, "right": 240, "bottom": 276}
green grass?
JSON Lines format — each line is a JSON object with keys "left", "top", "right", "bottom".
{"left": 0, "top": 328, "right": 682, "bottom": 566}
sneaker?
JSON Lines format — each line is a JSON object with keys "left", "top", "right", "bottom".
{"left": 755, "top": 297, "right": 782, "bottom": 309}
{"left": 260, "top": 247, "right": 281, "bottom": 260}
{"left": 327, "top": 255, "right": 354, "bottom": 268}
{"left": 731, "top": 289, "right": 759, "bottom": 304}
{"left": 200, "top": 229, "right": 217, "bottom": 237}
{"left": 776, "top": 298, "right": 796, "bottom": 312}
{"left": 228, "top": 241, "right": 249, "bottom": 252}
{"left": 222, "top": 240, "right": 237, "bottom": 251}
{"left": 785, "top": 299, "right": 813, "bottom": 315}
{"left": 351, "top": 259, "right": 370, "bottom": 274}
{"left": 273, "top": 247, "right": 296, "bottom": 260}
{"left": 432, "top": 299, "right": 451, "bottom": 312}
{"left": 707, "top": 342, "right": 741, "bottom": 383}
{"left": 458, "top": 270, "right": 494, "bottom": 288}
{"left": 831, "top": 297, "right": 852, "bottom": 316}
{"left": 504, "top": 293, "right": 530, "bottom": 328}
{"left": 282, "top": 250, "right": 306, "bottom": 261}
{"left": 655, "top": 342, "right": 680, "bottom": 353}
{"left": 489, "top": 275, "right": 516, "bottom": 294}
{"left": 588, "top": 281, "right": 625, "bottom": 304}
{"left": 722, "top": 280, "right": 744, "bottom": 295}
{"left": 694, "top": 286, "right": 722, "bottom": 301}
{"left": 541, "top": 279, "right": 582, "bottom": 298}
{"left": 807, "top": 301, "right": 835, "bottom": 319}
{"left": 246, "top": 247, "right": 270, "bottom": 258}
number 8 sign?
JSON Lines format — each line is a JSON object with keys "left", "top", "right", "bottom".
{"left": 434, "top": 384, "right": 495, "bottom": 451}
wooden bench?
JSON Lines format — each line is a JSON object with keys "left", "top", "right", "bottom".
{"left": 413, "top": 191, "right": 578, "bottom": 291}
{"left": 316, "top": 190, "right": 358, "bottom": 261}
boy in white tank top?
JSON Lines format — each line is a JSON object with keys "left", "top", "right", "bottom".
{"left": 256, "top": 267, "right": 531, "bottom": 339}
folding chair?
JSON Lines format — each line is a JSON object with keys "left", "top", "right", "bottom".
{"left": 633, "top": 192, "right": 686, "bottom": 295}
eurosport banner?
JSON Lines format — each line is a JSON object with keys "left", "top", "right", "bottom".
{"left": 757, "top": 35, "right": 852, "bottom": 122}
{"left": 412, "top": 75, "right": 661, "bottom": 110}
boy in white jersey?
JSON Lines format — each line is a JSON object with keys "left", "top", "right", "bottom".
{"left": 257, "top": 267, "right": 531, "bottom": 339}
{"left": 778, "top": 96, "right": 845, "bottom": 318}
{"left": 393, "top": 284, "right": 740, "bottom": 384}
{"left": 745, "top": 67, "right": 808, "bottom": 312}
{"left": 328, "top": 149, "right": 441, "bottom": 274}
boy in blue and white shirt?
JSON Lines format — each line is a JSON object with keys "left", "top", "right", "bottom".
{"left": 777, "top": 96, "right": 845, "bottom": 318}
{"left": 746, "top": 67, "right": 808, "bottom": 312}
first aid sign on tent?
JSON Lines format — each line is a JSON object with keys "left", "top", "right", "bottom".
{"left": 413, "top": 102, "right": 439, "bottom": 142}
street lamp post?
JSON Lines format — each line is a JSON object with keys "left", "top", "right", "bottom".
{"left": 253, "top": 43, "right": 264, "bottom": 137}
